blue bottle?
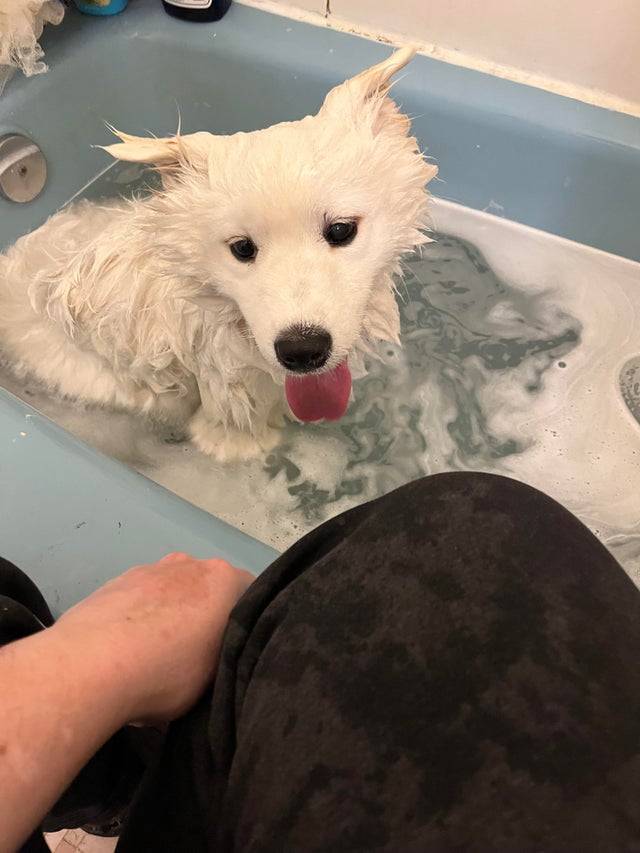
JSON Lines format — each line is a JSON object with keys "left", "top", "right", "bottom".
{"left": 73, "top": 0, "right": 128, "bottom": 15}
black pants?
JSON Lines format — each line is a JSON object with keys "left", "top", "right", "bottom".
{"left": 4, "top": 474, "right": 640, "bottom": 852}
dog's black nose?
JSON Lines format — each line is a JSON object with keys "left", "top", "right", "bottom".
{"left": 275, "top": 325, "right": 332, "bottom": 373}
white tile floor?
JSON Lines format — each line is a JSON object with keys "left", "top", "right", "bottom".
{"left": 45, "top": 829, "right": 117, "bottom": 852}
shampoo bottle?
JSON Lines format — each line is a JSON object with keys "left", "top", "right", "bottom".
{"left": 161, "top": 0, "right": 232, "bottom": 22}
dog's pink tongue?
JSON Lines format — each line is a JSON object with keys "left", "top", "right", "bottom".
{"left": 285, "top": 361, "right": 352, "bottom": 422}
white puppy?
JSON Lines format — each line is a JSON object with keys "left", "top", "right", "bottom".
{"left": 0, "top": 47, "right": 436, "bottom": 462}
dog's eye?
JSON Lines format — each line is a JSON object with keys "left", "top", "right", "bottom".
{"left": 324, "top": 220, "right": 357, "bottom": 247}
{"left": 230, "top": 238, "right": 257, "bottom": 262}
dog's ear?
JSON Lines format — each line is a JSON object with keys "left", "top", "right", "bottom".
{"left": 100, "top": 127, "right": 216, "bottom": 169}
{"left": 320, "top": 45, "right": 418, "bottom": 135}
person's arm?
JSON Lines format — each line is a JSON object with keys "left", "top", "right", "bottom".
{"left": 0, "top": 553, "right": 252, "bottom": 853}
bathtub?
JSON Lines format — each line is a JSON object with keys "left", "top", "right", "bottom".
{"left": 1, "top": 0, "right": 639, "bottom": 612}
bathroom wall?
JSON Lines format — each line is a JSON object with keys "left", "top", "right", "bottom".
{"left": 240, "top": 0, "right": 640, "bottom": 116}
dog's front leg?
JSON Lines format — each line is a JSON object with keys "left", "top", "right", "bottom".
{"left": 189, "top": 371, "right": 283, "bottom": 463}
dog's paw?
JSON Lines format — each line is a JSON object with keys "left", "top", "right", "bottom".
{"left": 190, "top": 412, "right": 281, "bottom": 462}
{"left": 267, "top": 398, "right": 290, "bottom": 430}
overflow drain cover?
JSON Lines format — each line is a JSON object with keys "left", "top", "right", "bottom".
{"left": 620, "top": 356, "right": 640, "bottom": 426}
{"left": 0, "top": 134, "right": 47, "bottom": 203}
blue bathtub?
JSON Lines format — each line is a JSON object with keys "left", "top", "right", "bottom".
{"left": 1, "top": 0, "right": 639, "bottom": 612}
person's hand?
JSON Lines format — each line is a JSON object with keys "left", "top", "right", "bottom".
{"left": 53, "top": 553, "right": 253, "bottom": 725}
{"left": 0, "top": 554, "right": 252, "bottom": 850}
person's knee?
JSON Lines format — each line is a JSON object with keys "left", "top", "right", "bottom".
{"left": 385, "top": 472, "right": 575, "bottom": 532}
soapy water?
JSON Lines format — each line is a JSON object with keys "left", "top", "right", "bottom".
{"left": 1, "top": 165, "right": 639, "bottom": 580}
{"left": 263, "top": 235, "right": 581, "bottom": 519}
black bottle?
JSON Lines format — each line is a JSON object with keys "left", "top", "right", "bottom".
{"left": 162, "top": 0, "right": 232, "bottom": 22}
